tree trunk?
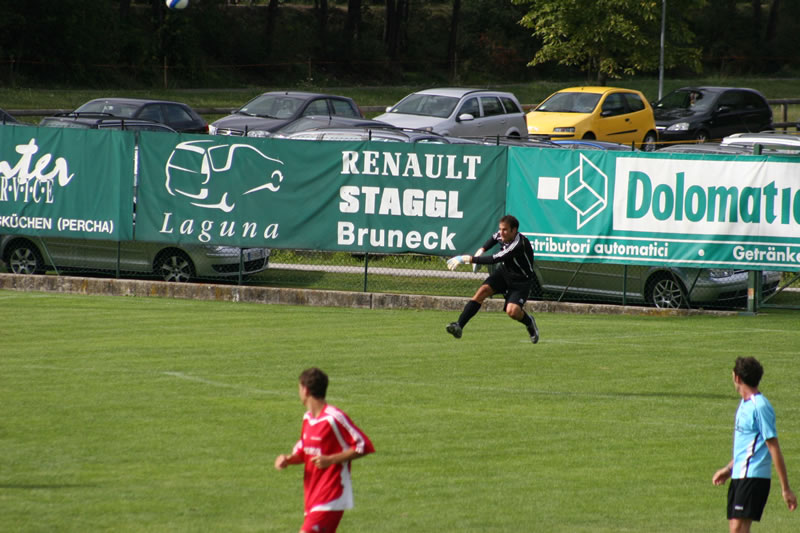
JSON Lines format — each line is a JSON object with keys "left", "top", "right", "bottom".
{"left": 119, "top": 0, "right": 130, "bottom": 21}
{"left": 264, "top": 0, "right": 279, "bottom": 57}
{"left": 447, "top": 0, "right": 461, "bottom": 81}
{"left": 765, "top": 0, "right": 780, "bottom": 42}
{"left": 346, "top": 0, "right": 362, "bottom": 41}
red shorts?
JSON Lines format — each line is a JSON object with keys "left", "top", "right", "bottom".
{"left": 301, "top": 510, "right": 344, "bottom": 533}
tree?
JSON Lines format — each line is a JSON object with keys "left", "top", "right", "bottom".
{"left": 447, "top": 0, "right": 461, "bottom": 80}
{"left": 512, "top": 0, "right": 702, "bottom": 84}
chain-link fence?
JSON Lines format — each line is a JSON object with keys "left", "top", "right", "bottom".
{"left": 6, "top": 234, "right": 796, "bottom": 311}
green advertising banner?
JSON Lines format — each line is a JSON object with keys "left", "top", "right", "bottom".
{"left": 507, "top": 147, "right": 800, "bottom": 271}
{"left": 135, "top": 132, "right": 507, "bottom": 254}
{"left": 0, "top": 125, "right": 135, "bottom": 240}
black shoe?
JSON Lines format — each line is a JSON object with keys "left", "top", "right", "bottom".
{"left": 446, "top": 322, "right": 463, "bottom": 339}
{"left": 527, "top": 320, "right": 539, "bottom": 344}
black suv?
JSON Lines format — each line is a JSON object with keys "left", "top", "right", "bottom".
{"left": 209, "top": 91, "right": 363, "bottom": 137}
{"left": 653, "top": 86, "right": 772, "bottom": 144}
{"left": 40, "top": 98, "right": 208, "bottom": 133}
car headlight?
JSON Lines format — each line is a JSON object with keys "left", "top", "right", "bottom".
{"left": 708, "top": 269, "right": 734, "bottom": 278}
{"left": 553, "top": 127, "right": 575, "bottom": 133}
{"left": 246, "top": 130, "right": 271, "bottom": 138}
{"left": 208, "top": 124, "right": 218, "bottom": 135}
{"left": 666, "top": 122, "right": 690, "bottom": 132}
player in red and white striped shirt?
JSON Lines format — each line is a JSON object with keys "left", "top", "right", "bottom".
{"left": 275, "top": 367, "right": 375, "bottom": 533}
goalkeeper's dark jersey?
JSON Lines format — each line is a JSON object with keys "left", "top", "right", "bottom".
{"left": 471, "top": 231, "right": 535, "bottom": 281}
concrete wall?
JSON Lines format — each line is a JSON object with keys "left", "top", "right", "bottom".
{"left": 0, "top": 273, "right": 734, "bottom": 317}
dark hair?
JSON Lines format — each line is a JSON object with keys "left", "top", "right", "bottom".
{"left": 499, "top": 214, "right": 519, "bottom": 230}
{"left": 299, "top": 367, "right": 328, "bottom": 399}
{"left": 733, "top": 357, "right": 763, "bottom": 388}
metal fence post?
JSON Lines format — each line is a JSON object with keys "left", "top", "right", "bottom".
{"left": 744, "top": 270, "right": 761, "bottom": 315}
{"left": 363, "top": 252, "right": 369, "bottom": 292}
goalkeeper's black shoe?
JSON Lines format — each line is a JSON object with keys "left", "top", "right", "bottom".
{"left": 446, "top": 322, "right": 463, "bottom": 339}
{"left": 527, "top": 320, "right": 539, "bottom": 344}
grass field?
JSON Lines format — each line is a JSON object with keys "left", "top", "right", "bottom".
{"left": 2, "top": 289, "right": 799, "bottom": 532}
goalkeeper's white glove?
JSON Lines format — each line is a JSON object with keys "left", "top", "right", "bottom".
{"left": 446, "top": 255, "right": 471, "bottom": 271}
{"left": 472, "top": 248, "right": 484, "bottom": 273}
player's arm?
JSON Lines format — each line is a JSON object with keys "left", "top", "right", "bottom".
{"left": 312, "top": 448, "right": 366, "bottom": 469}
{"left": 712, "top": 459, "right": 733, "bottom": 485}
{"left": 274, "top": 452, "right": 304, "bottom": 470}
{"left": 766, "top": 437, "right": 798, "bottom": 510}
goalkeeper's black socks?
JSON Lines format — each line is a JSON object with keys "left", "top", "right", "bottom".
{"left": 458, "top": 300, "right": 481, "bottom": 328}
{"left": 520, "top": 312, "right": 534, "bottom": 328}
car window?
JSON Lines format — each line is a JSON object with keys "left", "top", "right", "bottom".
{"left": 391, "top": 94, "right": 459, "bottom": 118}
{"left": 623, "top": 93, "right": 645, "bottom": 112}
{"left": 537, "top": 92, "right": 600, "bottom": 113}
{"left": 303, "top": 99, "right": 330, "bottom": 116}
{"left": 601, "top": 93, "right": 627, "bottom": 116}
{"left": 138, "top": 105, "right": 164, "bottom": 122}
{"left": 331, "top": 99, "right": 359, "bottom": 117}
{"left": 499, "top": 96, "right": 521, "bottom": 114}
{"left": 742, "top": 91, "right": 767, "bottom": 110}
{"left": 162, "top": 104, "right": 194, "bottom": 123}
{"left": 459, "top": 98, "right": 479, "bottom": 117}
{"left": 480, "top": 97, "right": 503, "bottom": 117}
{"left": 76, "top": 101, "right": 138, "bottom": 117}
{"left": 242, "top": 95, "right": 303, "bottom": 119}
{"left": 717, "top": 91, "right": 744, "bottom": 110}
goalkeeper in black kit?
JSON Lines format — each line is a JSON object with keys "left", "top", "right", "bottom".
{"left": 445, "top": 214, "right": 540, "bottom": 343}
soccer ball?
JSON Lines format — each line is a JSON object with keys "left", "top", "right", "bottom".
{"left": 165, "top": 0, "right": 188, "bottom": 9}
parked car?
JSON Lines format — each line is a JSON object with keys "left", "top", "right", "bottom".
{"left": 39, "top": 116, "right": 178, "bottom": 133}
{"left": 552, "top": 139, "right": 638, "bottom": 151}
{"left": 526, "top": 86, "right": 658, "bottom": 151}
{"left": 283, "top": 125, "right": 477, "bottom": 144}
{"left": 374, "top": 88, "right": 528, "bottom": 138}
{"left": 0, "top": 234, "right": 270, "bottom": 283}
{"left": 475, "top": 136, "right": 561, "bottom": 148}
{"left": 656, "top": 141, "right": 757, "bottom": 155}
{"left": 653, "top": 87, "right": 772, "bottom": 145}
{"left": 721, "top": 131, "right": 800, "bottom": 148}
{"left": 270, "top": 115, "right": 391, "bottom": 138}
{"left": 526, "top": 261, "right": 781, "bottom": 309}
{"left": 40, "top": 98, "right": 208, "bottom": 133}
{"left": 209, "top": 91, "right": 363, "bottom": 137}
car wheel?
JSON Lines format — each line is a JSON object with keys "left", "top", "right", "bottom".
{"left": 646, "top": 274, "right": 687, "bottom": 309}
{"left": 154, "top": 249, "right": 196, "bottom": 282}
{"left": 6, "top": 241, "right": 45, "bottom": 275}
{"left": 582, "top": 132, "right": 596, "bottom": 140}
{"left": 696, "top": 130, "right": 710, "bottom": 143}
{"left": 641, "top": 131, "right": 657, "bottom": 152}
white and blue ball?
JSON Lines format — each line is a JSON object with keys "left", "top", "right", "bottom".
{"left": 166, "top": 0, "right": 189, "bottom": 10}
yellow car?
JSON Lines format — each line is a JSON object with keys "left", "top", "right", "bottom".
{"left": 526, "top": 86, "right": 658, "bottom": 151}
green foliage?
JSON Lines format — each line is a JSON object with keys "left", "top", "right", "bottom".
{"left": 512, "top": 0, "right": 702, "bottom": 83}
{"left": 2, "top": 289, "right": 800, "bottom": 532}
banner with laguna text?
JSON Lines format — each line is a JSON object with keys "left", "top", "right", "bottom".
{"left": 135, "top": 133, "right": 507, "bottom": 254}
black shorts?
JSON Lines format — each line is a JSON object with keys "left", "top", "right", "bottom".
{"left": 727, "top": 478, "right": 771, "bottom": 521}
{"left": 484, "top": 271, "right": 533, "bottom": 310}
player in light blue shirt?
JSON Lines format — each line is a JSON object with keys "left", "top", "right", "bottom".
{"left": 732, "top": 393, "right": 777, "bottom": 479}
{"left": 712, "top": 357, "right": 796, "bottom": 532}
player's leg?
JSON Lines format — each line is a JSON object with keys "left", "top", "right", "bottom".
{"left": 506, "top": 282, "right": 539, "bottom": 344}
{"left": 301, "top": 510, "right": 344, "bottom": 533}
{"left": 447, "top": 275, "right": 504, "bottom": 338}
{"left": 728, "top": 518, "right": 752, "bottom": 533}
